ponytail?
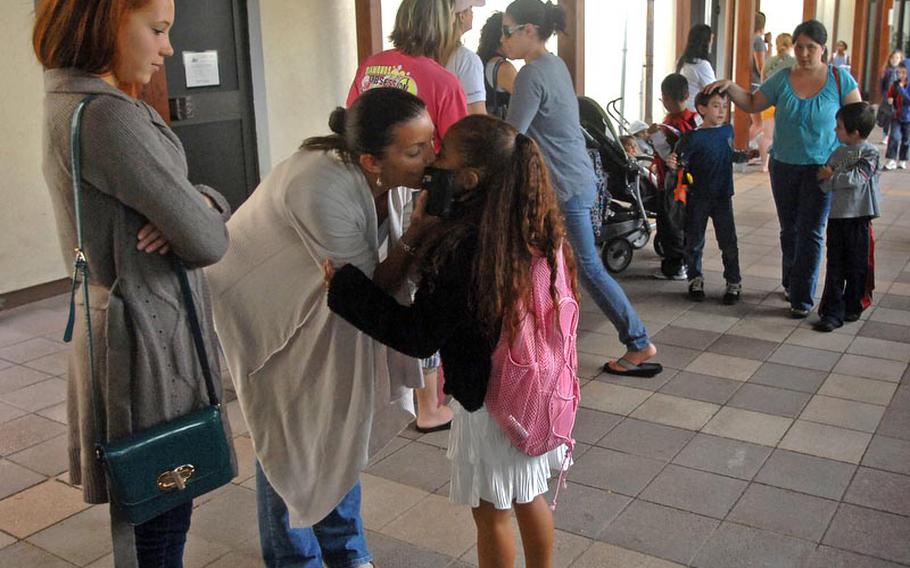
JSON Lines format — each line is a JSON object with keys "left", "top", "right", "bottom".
{"left": 506, "top": 0, "right": 567, "bottom": 41}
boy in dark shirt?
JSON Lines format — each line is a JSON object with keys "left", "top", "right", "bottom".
{"left": 676, "top": 91, "right": 755, "bottom": 304}
{"left": 649, "top": 74, "right": 701, "bottom": 280}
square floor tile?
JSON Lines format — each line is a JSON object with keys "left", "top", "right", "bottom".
{"left": 690, "top": 522, "right": 815, "bottom": 568}
{"left": 786, "top": 328, "right": 854, "bottom": 352}
{"left": 0, "top": 378, "right": 67, "bottom": 412}
{"left": 727, "top": 383, "right": 811, "bottom": 418}
{"left": 35, "top": 403, "right": 67, "bottom": 425}
{"left": 598, "top": 418, "right": 694, "bottom": 461}
{"left": 382, "top": 494, "right": 477, "bottom": 558}
{"left": 578, "top": 352, "right": 608, "bottom": 380}
{"left": 23, "top": 351, "right": 69, "bottom": 377}
{"left": 848, "top": 337, "right": 910, "bottom": 363}
{"left": 361, "top": 473, "right": 428, "bottom": 530}
{"left": 0, "top": 402, "right": 26, "bottom": 426}
{"left": 658, "top": 371, "right": 742, "bottom": 405}
{"left": 367, "top": 531, "right": 456, "bottom": 568}
{"left": 878, "top": 393, "right": 910, "bottom": 442}
{"left": 823, "top": 504, "right": 910, "bottom": 565}
{"left": 568, "top": 447, "right": 665, "bottom": 497}
{"left": 572, "top": 541, "right": 684, "bottom": 568}
{"left": 0, "top": 541, "right": 75, "bottom": 568}
{"left": 366, "top": 441, "right": 451, "bottom": 493}
{"left": 599, "top": 500, "right": 719, "bottom": 565}
{"left": 862, "top": 435, "right": 910, "bottom": 475}
{"left": 0, "top": 414, "right": 66, "bottom": 456}
{"left": 547, "top": 482, "right": 631, "bottom": 538}
{"left": 859, "top": 321, "right": 910, "bottom": 344}
{"left": 728, "top": 318, "right": 797, "bottom": 342}
{"left": 6, "top": 435, "right": 67, "bottom": 477}
{"left": 672, "top": 434, "right": 772, "bottom": 480}
{"left": 707, "top": 335, "right": 779, "bottom": 361}
{"left": 748, "top": 362, "right": 828, "bottom": 393}
{"left": 0, "top": 459, "right": 44, "bottom": 500}
{"left": 0, "top": 339, "right": 66, "bottom": 365}
{"left": 802, "top": 546, "right": 908, "bottom": 568}
{"left": 780, "top": 420, "right": 872, "bottom": 463}
{"left": 639, "top": 464, "right": 747, "bottom": 519}
{"left": 727, "top": 483, "right": 838, "bottom": 541}
{"left": 768, "top": 345, "right": 842, "bottom": 372}
{"left": 580, "top": 382, "right": 651, "bottom": 416}
{"left": 755, "top": 449, "right": 856, "bottom": 500}
{"left": 800, "top": 395, "right": 885, "bottom": 433}
{"left": 0, "top": 366, "right": 53, "bottom": 396}
{"left": 819, "top": 374, "right": 898, "bottom": 406}
{"left": 188, "top": 485, "right": 258, "bottom": 547}
{"left": 572, "top": 408, "right": 623, "bottom": 445}
{"left": 702, "top": 407, "right": 792, "bottom": 446}
{"left": 0, "top": 480, "right": 88, "bottom": 538}
{"left": 26, "top": 505, "right": 111, "bottom": 566}
{"left": 833, "top": 354, "right": 907, "bottom": 382}
{"left": 671, "top": 311, "right": 740, "bottom": 334}
{"left": 685, "top": 353, "right": 762, "bottom": 382}
{"left": 629, "top": 393, "right": 720, "bottom": 431}
{"left": 648, "top": 344, "right": 702, "bottom": 371}
{"left": 844, "top": 467, "right": 910, "bottom": 517}
{"left": 652, "top": 326, "right": 721, "bottom": 350}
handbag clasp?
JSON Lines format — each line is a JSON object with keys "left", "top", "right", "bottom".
{"left": 157, "top": 464, "right": 195, "bottom": 491}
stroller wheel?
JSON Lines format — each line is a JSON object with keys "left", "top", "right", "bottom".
{"left": 602, "top": 238, "right": 633, "bottom": 273}
{"left": 654, "top": 238, "right": 665, "bottom": 258}
{"left": 629, "top": 230, "right": 650, "bottom": 249}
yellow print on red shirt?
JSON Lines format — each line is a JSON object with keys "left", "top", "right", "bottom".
{"left": 359, "top": 65, "right": 419, "bottom": 95}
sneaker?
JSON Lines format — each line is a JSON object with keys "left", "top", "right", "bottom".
{"left": 884, "top": 160, "right": 898, "bottom": 171}
{"left": 652, "top": 266, "right": 687, "bottom": 281}
{"left": 723, "top": 282, "right": 742, "bottom": 305}
{"left": 790, "top": 308, "right": 810, "bottom": 319}
{"left": 900, "top": 161, "right": 907, "bottom": 169}
{"left": 688, "top": 276, "right": 705, "bottom": 302}
{"left": 812, "top": 318, "right": 840, "bottom": 332}
{"left": 844, "top": 312, "right": 862, "bottom": 322}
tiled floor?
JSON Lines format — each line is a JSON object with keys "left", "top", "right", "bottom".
{"left": 2, "top": 161, "right": 910, "bottom": 567}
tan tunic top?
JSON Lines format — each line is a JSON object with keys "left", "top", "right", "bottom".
{"left": 207, "top": 149, "right": 420, "bottom": 526}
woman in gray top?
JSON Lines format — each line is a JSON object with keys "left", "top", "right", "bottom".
{"left": 34, "top": 1, "right": 234, "bottom": 565}
{"left": 502, "top": 0, "right": 661, "bottom": 377}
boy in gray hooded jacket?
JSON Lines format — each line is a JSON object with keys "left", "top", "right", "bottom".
{"left": 815, "top": 102, "right": 882, "bottom": 332}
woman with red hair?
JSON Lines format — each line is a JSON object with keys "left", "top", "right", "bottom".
{"left": 34, "top": 1, "right": 235, "bottom": 565}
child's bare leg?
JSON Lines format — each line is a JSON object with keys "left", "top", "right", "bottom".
{"left": 415, "top": 368, "right": 453, "bottom": 430}
{"left": 513, "top": 495, "right": 554, "bottom": 568}
{"left": 472, "top": 500, "right": 516, "bottom": 568}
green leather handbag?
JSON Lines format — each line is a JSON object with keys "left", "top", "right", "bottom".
{"left": 64, "top": 95, "right": 234, "bottom": 525}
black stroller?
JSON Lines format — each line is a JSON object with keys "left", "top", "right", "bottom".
{"left": 578, "top": 96, "right": 657, "bottom": 273}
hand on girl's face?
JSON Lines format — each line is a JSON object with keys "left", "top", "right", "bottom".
{"left": 408, "top": 190, "right": 439, "bottom": 236}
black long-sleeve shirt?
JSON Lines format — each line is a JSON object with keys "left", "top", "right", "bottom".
{"left": 327, "top": 232, "right": 496, "bottom": 411}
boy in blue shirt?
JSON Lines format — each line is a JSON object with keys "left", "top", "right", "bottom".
{"left": 676, "top": 91, "right": 756, "bottom": 304}
{"left": 814, "top": 102, "right": 881, "bottom": 332}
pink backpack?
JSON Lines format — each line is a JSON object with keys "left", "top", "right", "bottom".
{"left": 485, "top": 246, "right": 580, "bottom": 507}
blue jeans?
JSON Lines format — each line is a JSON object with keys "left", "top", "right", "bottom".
{"left": 562, "top": 192, "right": 650, "bottom": 351}
{"left": 134, "top": 501, "right": 193, "bottom": 568}
{"left": 684, "top": 195, "right": 741, "bottom": 284}
{"left": 768, "top": 158, "right": 832, "bottom": 312}
{"left": 886, "top": 121, "right": 910, "bottom": 160}
{"left": 256, "top": 462, "right": 371, "bottom": 568}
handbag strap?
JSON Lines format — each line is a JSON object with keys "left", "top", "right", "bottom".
{"left": 62, "top": 95, "right": 220, "bottom": 450}
{"left": 491, "top": 57, "right": 506, "bottom": 117}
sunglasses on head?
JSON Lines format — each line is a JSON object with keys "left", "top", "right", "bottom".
{"left": 501, "top": 24, "right": 524, "bottom": 38}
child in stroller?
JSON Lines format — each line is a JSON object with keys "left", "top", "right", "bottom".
{"left": 579, "top": 96, "right": 658, "bottom": 274}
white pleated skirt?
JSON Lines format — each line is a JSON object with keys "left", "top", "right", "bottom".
{"left": 447, "top": 399, "right": 570, "bottom": 510}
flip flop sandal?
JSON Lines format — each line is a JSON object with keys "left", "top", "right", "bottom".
{"left": 603, "top": 357, "right": 664, "bottom": 378}
{"left": 415, "top": 420, "right": 452, "bottom": 434}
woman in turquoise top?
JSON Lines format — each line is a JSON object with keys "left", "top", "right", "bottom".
{"left": 705, "top": 20, "right": 860, "bottom": 318}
